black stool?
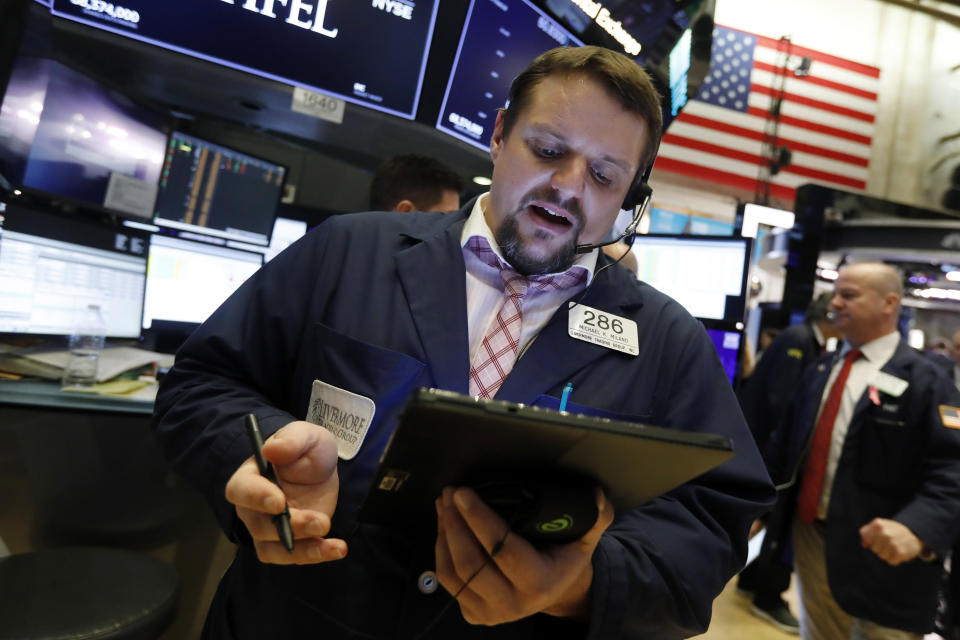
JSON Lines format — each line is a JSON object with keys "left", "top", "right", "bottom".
{"left": 0, "top": 547, "right": 180, "bottom": 640}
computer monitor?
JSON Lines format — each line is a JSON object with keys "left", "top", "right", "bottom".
{"left": 48, "top": 0, "right": 439, "bottom": 120}
{"left": 0, "top": 56, "right": 168, "bottom": 219}
{"left": 436, "top": 0, "right": 583, "bottom": 151}
{"left": 0, "top": 200, "right": 149, "bottom": 338}
{"left": 630, "top": 234, "right": 751, "bottom": 324}
{"left": 141, "top": 234, "right": 263, "bottom": 329}
{"left": 153, "top": 132, "right": 286, "bottom": 246}
{"left": 704, "top": 327, "right": 742, "bottom": 387}
{"left": 263, "top": 216, "right": 308, "bottom": 263}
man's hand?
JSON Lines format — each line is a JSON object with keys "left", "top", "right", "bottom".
{"left": 225, "top": 420, "right": 346, "bottom": 565}
{"left": 435, "top": 485, "right": 615, "bottom": 626}
{"left": 858, "top": 518, "right": 923, "bottom": 565}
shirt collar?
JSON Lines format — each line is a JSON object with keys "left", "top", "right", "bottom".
{"left": 842, "top": 330, "right": 900, "bottom": 364}
{"left": 460, "top": 193, "right": 597, "bottom": 283}
{"left": 811, "top": 322, "right": 825, "bottom": 347}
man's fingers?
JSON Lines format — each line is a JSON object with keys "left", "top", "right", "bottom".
{"left": 236, "top": 506, "right": 331, "bottom": 541}
{"left": 261, "top": 421, "right": 340, "bottom": 482}
{"left": 437, "top": 493, "right": 519, "bottom": 624}
{"left": 253, "top": 537, "right": 348, "bottom": 565}
{"left": 226, "top": 458, "right": 286, "bottom": 512}
{"left": 578, "top": 487, "right": 614, "bottom": 548}
{"left": 442, "top": 489, "right": 505, "bottom": 582}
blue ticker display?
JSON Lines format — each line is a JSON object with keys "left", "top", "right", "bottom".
{"left": 49, "top": 0, "right": 439, "bottom": 119}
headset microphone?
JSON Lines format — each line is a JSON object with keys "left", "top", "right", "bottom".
{"left": 574, "top": 170, "right": 653, "bottom": 255}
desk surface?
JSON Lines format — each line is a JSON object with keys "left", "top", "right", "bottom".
{"left": 0, "top": 380, "right": 155, "bottom": 415}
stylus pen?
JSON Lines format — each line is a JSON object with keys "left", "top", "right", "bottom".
{"left": 559, "top": 382, "right": 573, "bottom": 412}
{"left": 244, "top": 413, "right": 294, "bottom": 553}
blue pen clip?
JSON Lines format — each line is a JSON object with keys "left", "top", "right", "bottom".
{"left": 559, "top": 382, "right": 573, "bottom": 412}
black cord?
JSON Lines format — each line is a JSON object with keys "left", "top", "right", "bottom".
{"left": 568, "top": 228, "right": 638, "bottom": 311}
{"left": 410, "top": 529, "right": 510, "bottom": 640}
{"left": 287, "top": 527, "right": 511, "bottom": 640}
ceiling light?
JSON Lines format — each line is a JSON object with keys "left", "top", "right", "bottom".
{"left": 472, "top": 176, "right": 492, "bottom": 186}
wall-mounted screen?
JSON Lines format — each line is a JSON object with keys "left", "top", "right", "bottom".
{"left": 705, "top": 327, "right": 741, "bottom": 387}
{"left": 154, "top": 132, "right": 285, "bottom": 246}
{"left": 436, "top": 0, "right": 583, "bottom": 151}
{"left": 668, "top": 28, "right": 692, "bottom": 117}
{"left": 630, "top": 234, "right": 750, "bottom": 324}
{"left": 0, "top": 56, "right": 167, "bottom": 219}
{"left": 48, "top": 0, "right": 439, "bottom": 120}
{"left": 0, "top": 200, "right": 149, "bottom": 338}
{"left": 263, "top": 216, "right": 308, "bottom": 263}
{"left": 141, "top": 234, "right": 262, "bottom": 329}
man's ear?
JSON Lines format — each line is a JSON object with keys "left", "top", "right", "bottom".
{"left": 490, "top": 110, "right": 506, "bottom": 163}
{"left": 393, "top": 200, "right": 417, "bottom": 213}
{"left": 883, "top": 293, "right": 900, "bottom": 316}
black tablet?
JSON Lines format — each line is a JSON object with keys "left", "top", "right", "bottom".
{"left": 357, "top": 388, "right": 735, "bottom": 536}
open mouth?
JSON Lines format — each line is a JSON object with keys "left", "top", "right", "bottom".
{"left": 528, "top": 203, "right": 574, "bottom": 232}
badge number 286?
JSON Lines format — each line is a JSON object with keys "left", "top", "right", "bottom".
{"left": 568, "top": 303, "right": 639, "bottom": 356}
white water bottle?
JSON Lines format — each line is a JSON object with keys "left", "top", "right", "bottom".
{"left": 62, "top": 304, "right": 106, "bottom": 388}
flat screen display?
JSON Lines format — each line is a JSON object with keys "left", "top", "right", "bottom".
{"left": 630, "top": 234, "right": 750, "bottom": 323}
{"left": 154, "top": 132, "right": 285, "bottom": 246}
{"left": 705, "top": 327, "right": 741, "bottom": 387}
{"left": 49, "top": 0, "right": 439, "bottom": 120}
{"left": 436, "top": 0, "right": 583, "bottom": 151}
{"left": 0, "top": 57, "right": 49, "bottom": 191}
{"left": 0, "top": 200, "right": 149, "bottom": 338}
{"left": 0, "top": 56, "right": 167, "bottom": 218}
{"left": 263, "top": 216, "right": 308, "bottom": 263}
{"left": 141, "top": 234, "right": 263, "bottom": 329}
{"left": 668, "top": 28, "right": 691, "bottom": 117}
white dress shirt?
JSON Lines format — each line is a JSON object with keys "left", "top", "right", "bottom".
{"left": 460, "top": 194, "right": 597, "bottom": 366}
{"left": 817, "top": 330, "right": 901, "bottom": 519}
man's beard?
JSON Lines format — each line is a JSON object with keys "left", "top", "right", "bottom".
{"left": 493, "top": 189, "right": 585, "bottom": 275}
{"left": 495, "top": 217, "right": 578, "bottom": 275}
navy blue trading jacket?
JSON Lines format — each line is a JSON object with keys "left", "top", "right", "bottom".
{"left": 781, "top": 340, "right": 960, "bottom": 633}
{"left": 152, "top": 204, "right": 775, "bottom": 639}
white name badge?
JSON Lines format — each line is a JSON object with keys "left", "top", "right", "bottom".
{"left": 567, "top": 302, "right": 639, "bottom": 356}
{"left": 305, "top": 380, "right": 376, "bottom": 460}
{"left": 868, "top": 371, "right": 909, "bottom": 398}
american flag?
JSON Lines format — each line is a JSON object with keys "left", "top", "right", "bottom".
{"left": 940, "top": 405, "right": 960, "bottom": 430}
{"left": 656, "top": 25, "right": 879, "bottom": 204}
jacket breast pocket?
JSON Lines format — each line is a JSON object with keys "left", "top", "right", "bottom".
{"left": 856, "top": 404, "right": 918, "bottom": 492}
{"left": 294, "top": 322, "right": 428, "bottom": 528}
{"left": 531, "top": 393, "right": 654, "bottom": 424}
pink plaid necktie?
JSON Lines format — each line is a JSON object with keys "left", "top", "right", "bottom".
{"left": 466, "top": 237, "right": 586, "bottom": 398}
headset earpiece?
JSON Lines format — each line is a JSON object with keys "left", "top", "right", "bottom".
{"left": 621, "top": 181, "right": 652, "bottom": 211}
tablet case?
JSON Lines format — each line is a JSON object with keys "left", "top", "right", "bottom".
{"left": 357, "top": 388, "right": 735, "bottom": 531}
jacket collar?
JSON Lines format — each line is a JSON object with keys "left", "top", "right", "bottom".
{"left": 394, "top": 200, "right": 646, "bottom": 399}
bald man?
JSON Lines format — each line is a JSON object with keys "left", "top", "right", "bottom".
{"left": 775, "top": 262, "right": 960, "bottom": 640}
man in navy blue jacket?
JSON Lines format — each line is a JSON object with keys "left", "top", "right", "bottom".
{"left": 775, "top": 262, "right": 960, "bottom": 639}
{"left": 153, "top": 46, "right": 774, "bottom": 639}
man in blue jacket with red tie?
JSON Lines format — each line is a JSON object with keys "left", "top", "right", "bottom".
{"left": 774, "top": 262, "right": 960, "bottom": 640}
{"left": 152, "top": 46, "right": 774, "bottom": 639}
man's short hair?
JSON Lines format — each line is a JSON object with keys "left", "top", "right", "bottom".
{"left": 805, "top": 292, "right": 833, "bottom": 322}
{"left": 369, "top": 154, "right": 464, "bottom": 211}
{"left": 500, "top": 46, "right": 663, "bottom": 182}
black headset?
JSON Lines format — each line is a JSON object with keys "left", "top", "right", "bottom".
{"left": 575, "top": 163, "right": 654, "bottom": 254}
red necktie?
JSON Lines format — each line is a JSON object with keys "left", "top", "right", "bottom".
{"left": 797, "top": 348, "right": 862, "bottom": 524}
{"left": 465, "top": 237, "right": 586, "bottom": 399}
